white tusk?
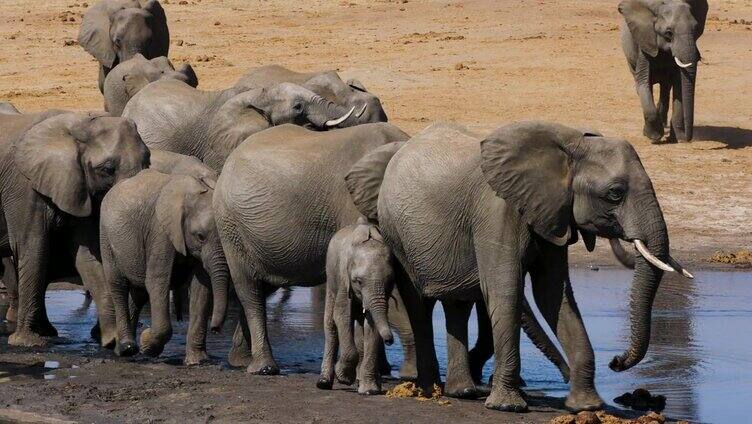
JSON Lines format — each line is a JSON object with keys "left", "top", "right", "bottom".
{"left": 355, "top": 103, "right": 368, "bottom": 118}
{"left": 634, "top": 239, "right": 676, "bottom": 272}
{"left": 667, "top": 256, "right": 694, "bottom": 279}
{"left": 362, "top": 307, "right": 366, "bottom": 314}
{"left": 674, "top": 56, "right": 693, "bottom": 68}
{"left": 325, "top": 106, "right": 355, "bottom": 127}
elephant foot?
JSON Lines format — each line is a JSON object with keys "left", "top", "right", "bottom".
{"left": 34, "top": 321, "right": 58, "bottom": 338}
{"left": 484, "top": 386, "right": 528, "bottom": 413}
{"left": 398, "top": 361, "right": 417, "bottom": 381}
{"left": 316, "top": 378, "right": 333, "bottom": 390}
{"left": 246, "top": 357, "right": 279, "bottom": 375}
{"left": 444, "top": 385, "right": 479, "bottom": 399}
{"left": 643, "top": 120, "right": 664, "bottom": 143}
{"left": 139, "top": 328, "right": 165, "bottom": 358}
{"left": 5, "top": 305, "right": 17, "bottom": 322}
{"left": 97, "top": 325, "right": 117, "bottom": 349}
{"left": 357, "top": 380, "right": 382, "bottom": 395}
{"left": 115, "top": 340, "right": 139, "bottom": 357}
{"left": 565, "top": 389, "right": 604, "bottom": 412}
{"left": 184, "top": 348, "right": 210, "bottom": 366}
{"left": 8, "top": 329, "right": 47, "bottom": 347}
{"left": 227, "top": 344, "right": 252, "bottom": 368}
{"left": 335, "top": 355, "right": 358, "bottom": 385}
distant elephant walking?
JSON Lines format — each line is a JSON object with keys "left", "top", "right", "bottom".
{"left": 619, "top": 0, "right": 708, "bottom": 142}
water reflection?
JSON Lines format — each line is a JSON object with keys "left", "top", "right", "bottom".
{"left": 2, "top": 270, "right": 750, "bottom": 422}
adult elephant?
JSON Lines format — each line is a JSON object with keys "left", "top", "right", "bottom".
{"left": 235, "top": 65, "right": 388, "bottom": 126}
{"left": 103, "top": 54, "right": 197, "bottom": 116}
{"left": 0, "top": 111, "right": 150, "bottom": 346}
{"left": 345, "top": 121, "right": 692, "bottom": 412}
{"left": 123, "top": 79, "right": 357, "bottom": 172}
{"left": 619, "top": 0, "right": 708, "bottom": 142}
{"left": 78, "top": 0, "right": 169, "bottom": 92}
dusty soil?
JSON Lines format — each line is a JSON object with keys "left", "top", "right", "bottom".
{"left": 0, "top": 0, "right": 750, "bottom": 422}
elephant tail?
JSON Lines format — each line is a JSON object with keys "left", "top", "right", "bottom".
{"left": 521, "top": 297, "right": 571, "bottom": 383}
{"left": 344, "top": 141, "right": 405, "bottom": 222}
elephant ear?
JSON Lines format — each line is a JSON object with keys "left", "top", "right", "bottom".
{"left": 345, "top": 141, "right": 405, "bottom": 222}
{"left": 175, "top": 63, "right": 199, "bottom": 88}
{"left": 78, "top": 1, "right": 117, "bottom": 67}
{"left": 144, "top": 0, "right": 170, "bottom": 58}
{"left": 156, "top": 175, "right": 206, "bottom": 256}
{"left": 14, "top": 113, "right": 98, "bottom": 217}
{"left": 346, "top": 78, "right": 368, "bottom": 92}
{"left": 123, "top": 73, "right": 151, "bottom": 98}
{"left": 480, "top": 121, "right": 586, "bottom": 246}
{"left": 689, "top": 0, "right": 709, "bottom": 37}
{"left": 618, "top": 0, "right": 659, "bottom": 57}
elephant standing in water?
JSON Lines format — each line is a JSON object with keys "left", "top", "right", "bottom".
{"left": 123, "top": 80, "right": 359, "bottom": 172}
{"left": 0, "top": 112, "right": 149, "bottom": 346}
{"left": 235, "top": 65, "right": 388, "bottom": 126}
{"left": 345, "top": 121, "right": 692, "bottom": 412}
{"left": 78, "top": 0, "right": 170, "bottom": 92}
{"left": 619, "top": 0, "right": 708, "bottom": 142}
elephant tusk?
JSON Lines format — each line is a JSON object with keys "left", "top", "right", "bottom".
{"left": 667, "top": 256, "right": 694, "bottom": 279}
{"left": 355, "top": 103, "right": 368, "bottom": 118}
{"left": 325, "top": 106, "right": 355, "bottom": 127}
{"left": 674, "top": 56, "right": 693, "bottom": 68}
{"left": 634, "top": 239, "right": 676, "bottom": 272}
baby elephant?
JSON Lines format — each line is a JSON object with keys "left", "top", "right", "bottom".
{"left": 318, "top": 218, "right": 395, "bottom": 395}
{"left": 100, "top": 168, "right": 229, "bottom": 364}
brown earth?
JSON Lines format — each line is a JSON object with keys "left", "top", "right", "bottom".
{"left": 0, "top": 0, "right": 750, "bottom": 422}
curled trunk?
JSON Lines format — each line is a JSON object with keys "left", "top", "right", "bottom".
{"left": 367, "top": 297, "right": 393, "bottom": 345}
{"left": 308, "top": 97, "right": 356, "bottom": 129}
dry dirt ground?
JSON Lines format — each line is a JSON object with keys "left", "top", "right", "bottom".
{"left": 0, "top": 0, "right": 750, "bottom": 422}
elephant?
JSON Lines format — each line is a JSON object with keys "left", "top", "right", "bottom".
{"left": 103, "top": 54, "right": 198, "bottom": 116}
{"left": 235, "top": 65, "right": 388, "bottom": 126}
{"left": 318, "top": 217, "right": 398, "bottom": 395}
{"left": 0, "top": 111, "right": 150, "bottom": 347}
{"left": 78, "top": 0, "right": 170, "bottom": 92}
{"left": 100, "top": 167, "right": 229, "bottom": 364}
{"left": 619, "top": 0, "right": 708, "bottom": 142}
{"left": 0, "top": 102, "right": 21, "bottom": 115}
{"left": 344, "top": 121, "right": 693, "bottom": 412}
{"left": 122, "top": 79, "right": 359, "bottom": 172}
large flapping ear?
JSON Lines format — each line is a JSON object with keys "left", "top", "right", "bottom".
{"left": 14, "top": 113, "right": 99, "bottom": 217}
{"left": 175, "top": 63, "right": 198, "bottom": 88}
{"left": 78, "top": 1, "right": 117, "bottom": 67}
{"left": 155, "top": 175, "right": 206, "bottom": 255}
{"left": 345, "top": 141, "right": 405, "bottom": 222}
{"left": 689, "top": 0, "right": 709, "bottom": 37}
{"left": 346, "top": 78, "right": 368, "bottom": 93}
{"left": 143, "top": 0, "right": 170, "bottom": 57}
{"left": 480, "top": 121, "right": 587, "bottom": 246}
{"left": 618, "top": 0, "right": 659, "bottom": 57}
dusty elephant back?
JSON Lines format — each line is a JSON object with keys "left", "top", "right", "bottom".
{"left": 214, "top": 122, "right": 408, "bottom": 285}
{"left": 234, "top": 64, "right": 315, "bottom": 90}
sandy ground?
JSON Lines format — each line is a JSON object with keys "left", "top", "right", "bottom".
{"left": 0, "top": 0, "right": 750, "bottom": 422}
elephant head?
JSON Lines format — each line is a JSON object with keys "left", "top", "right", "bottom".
{"left": 14, "top": 112, "right": 150, "bottom": 217}
{"left": 619, "top": 0, "right": 708, "bottom": 140}
{"left": 479, "top": 121, "right": 692, "bottom": 372}
{"left": 156, "top": 175, "right": 228, "bottom": 331}
{"left": 347, "top": 218, "right": 395, "bottom": 345}
{"left": 78, "top": 0, "right": 169, "bottom": 70}
{"left": 105, "top": 54, "right": 198, "bottom": 116}
{"left": 303, "top": 73, "right": 388, "bottom": 125}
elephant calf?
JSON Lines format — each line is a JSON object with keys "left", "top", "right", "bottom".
{"left": 100, "top": 168, "right": 229, "bottom": 364}
{"left": 318, "top": 218, "right": 396, "bottom": 395}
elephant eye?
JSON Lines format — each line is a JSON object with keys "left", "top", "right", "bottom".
{"left": 605, "top": 186, "right": 626, "bottom": 203}
{"left": 96, "top": 161, "right": 116, "bottom": 176}
{"left": 196, "top": 232, "right": 206, "bottom": 243}
{"left": 664, "top": 29, "right": 673, "bottom": 42}
{"left": 292, "top": 101, "right": 303, "bottom": 112}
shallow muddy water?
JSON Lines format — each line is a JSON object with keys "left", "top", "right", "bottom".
{"left": 5, "top": 269, "right": 750, "bottom": 423}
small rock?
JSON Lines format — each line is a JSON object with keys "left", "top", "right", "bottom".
{"left": 214, "top": 21, "right": 220, "bottom": 25}
{"left": 179, "top": 0, "right": 188, "bottom": 4}
{"left": 174, "top": 39, "right": 184, "bottom": 46}
{"left": 454, "top": 62, "right": 469, "bottom": 70}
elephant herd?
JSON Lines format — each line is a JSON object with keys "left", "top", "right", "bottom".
{"left": 0, "top": 0, "right": 706, "bottom": 415}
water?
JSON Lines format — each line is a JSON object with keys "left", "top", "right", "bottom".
{"left": 3, "top": 269, "right": 751, "bottom": 423}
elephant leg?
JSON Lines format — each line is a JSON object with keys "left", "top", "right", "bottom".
{"left": 185, "top": 272, "right": 211, "bottom": 365}
{"left": 141, "top": 272, "right": 173, "bottom": 357}
{"left": 231, "top": 269, "right": 278, "bottom": 375}
{"left": 468, "top": 300, "right": 494, "bottom": 385}
{"left": 334, "top": 292, "right": 358, "bottom": 385}
{"left": 657, "top": 79, "right": 671, "bottom": 128}
{"left": 228, "top": 316, "right": 253, "bottom": 368}
{"left": 3, "top": 256, "right": 18, "bottom": 322}
{"left": 394, "top": 269, "right": 440, "bottom": 394}
{"left": 377, "top": 341, "right": 391, "bottom": 376}
{"left": 353, "top": 316, "right": 364, "bottom": 384}
{"left": 111, "top": 276, "right": 136, "bottom": 356}
{"left": 530, "top": 244, "right": 603, "bottom": 412}
{"left": 358, "top": 313, "right": 383, "bottom": 395}
{"left": 173, "top": 283, "right": 189, "bottom": 322}
{"left": 669, "top": 72, "right": 687, "bottom": 142}
{"left": 128, "top": 287, "right": 147, "bottom": 341}
{"left": 387, "top": 288, "right": 417, "bottom": 381}
{"left": 442, "top": 299, "right": 478, "bottom": 399}
{"left": 634, "top": 54, "right": 663, "bottom": 142}
{"left": 317, "top": 281, "right": 339, "bottom": 390}
{"left": 74, "top": 244, "right": 116, "bottom": 348}
{"left": 520, "top": 297, "right": 570, "bottom": 383}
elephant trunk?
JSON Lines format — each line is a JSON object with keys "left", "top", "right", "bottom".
{"left": 609, "top": 193, "right": 669, "bottom": 372}
{"left": 367, "top": 296, "right": 394, "bottom": 346}
{"left": 680, "top": 65, "right": 697, "bottom": 141}
{"left": 308, "top": 96, "right": 356, "bottom": 129}
{"left": 205, "top": 245, "right": 230, "bottom": 332}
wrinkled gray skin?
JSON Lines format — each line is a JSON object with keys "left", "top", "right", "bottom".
{"left": 101, "top": 168, "right": 229, "bottom": 364}
{"left": 214, "top": 123, "right": 414, "bottom": 376}
{"left": 147, "top": 149, "right": 216, "bottom": 180}
{"left": 236, "top": 64, "right": 387, "bottom": 127}
{"left": 317, "top": 218, "right": 396, "bottom": 395}
{"left": 78, "top": 0, "right": 170, "bottom": 93}
{"left": 619, "top": 0, "right": 708, "bottom": 142}
{"left": 103, "top": 54, "right": 197, "bottom": 116}
{"left": 0, "top": 111, "right": 149, "bottom": 347}
{"left": 123, "top": 79, "right": 358, "bottom": 172}
{"left": 345, "top": 121, "right": 679, "bottom": 412}
{"left": 0, "top": 102, "right": 21, "bottom": 115}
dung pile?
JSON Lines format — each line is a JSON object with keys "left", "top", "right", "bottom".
{"left": 709, "top": 249, "right": 752, "bottom": 267}
{"left": 385, "top": 382, "right": 450, "bottom": 405}
{"left": 550, "top": 411, "right": 688, "bottom": 424}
